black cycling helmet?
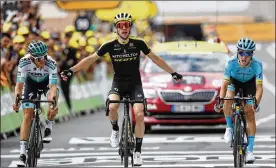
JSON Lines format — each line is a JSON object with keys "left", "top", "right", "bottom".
{"left": 113, "top": 12, "right": 133, "bottom": 27}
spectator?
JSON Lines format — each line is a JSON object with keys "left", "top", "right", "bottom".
{"left": 1, "top": 33, "right": 12, "bottom": 61}
{"left": 1, "top": 33, "right": 12, "bottom": 89}
{"left": 29, "top": 27, "right": 41, "bottom": 41}
{"left": 58, "top": 26, "right": 78, "bottom": 114}
{"left": 7, "top": 35, "right": 25, "bottom": 90}
{"left": 17, "top": 26, "right": 30, "bottom": 43}
{"left": 40, "top": 30, "right": 50, "bottom": 43}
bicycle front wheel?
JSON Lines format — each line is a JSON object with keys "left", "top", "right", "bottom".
{"left": 123, "top": 117, "right": 129, "bottom": 167}
{"left": 233, "top": 115, "right": 243, "bottom": 167}
{"left": 27, "top": 119, "right": 38, "bottom": 167}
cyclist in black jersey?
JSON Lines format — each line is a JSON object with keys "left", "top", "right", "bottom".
{"left": 61, "top": 12, "right": 183, "bottom": 166}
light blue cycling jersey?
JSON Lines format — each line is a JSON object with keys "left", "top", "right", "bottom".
{"left": 16, "top": 54, "right": 58, "bottom": 85}
{"left": 223, "top": 56, "right": 263, "bottom": 84}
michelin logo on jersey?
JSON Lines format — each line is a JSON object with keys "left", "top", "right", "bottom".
{"left": 113, "top": 53, "right": 138, "bottom": 62}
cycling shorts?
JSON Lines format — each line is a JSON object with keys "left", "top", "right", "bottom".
{"left": 228, "top": 77, "right": 256, "bottom": 105}
{"left": 108, "top": 80, "right": 145, "bottom": 103}
{"left": 22, "top": 78, "right": 59, "bottom": 109}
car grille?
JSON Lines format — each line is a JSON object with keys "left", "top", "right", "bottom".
{"left": 160, "top": 91, "right": 216, "bottom": 103}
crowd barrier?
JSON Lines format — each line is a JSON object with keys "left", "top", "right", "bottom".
{"left": 0, "top": 78, "right": 106, "bottom": 139}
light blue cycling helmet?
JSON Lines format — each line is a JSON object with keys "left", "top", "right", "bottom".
{"left": 236, "top": 37, "right": 256, "bottom": 51}
{"left": 27, "top": 40, "right": 48, "bottom": 57}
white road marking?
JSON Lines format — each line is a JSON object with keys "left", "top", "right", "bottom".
{"left": 263, "top": 75, "right": 275, "bottom": 96}
{"left": 95, "top": 164, "right": 275, "bottom": 167}
{"left": 266, "top": 42, "right": 275, "bottom": 59}
{"left": 255, "top": 75, "right": 275, "bottom": 126}
{"left": 256, "top": 113, "right": 276, "bottom": 126}
{"left": 2, "top": 151, "right": 275, "bottom": 159}
{"left": 9, "top": 146, "right": 160, "bottom": 153}
{"left": 255, "top": 145, "right": 275, "bottom": 148}
{"left": 68, "top": 135, "right": 274, "bottom": 144}
{"left": 8, "top": 160, "right": 276, "bottom": 168}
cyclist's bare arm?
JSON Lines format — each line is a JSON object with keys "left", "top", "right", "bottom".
{"left": 255, "top": 62, "right": 263, "bottom": 106}
{"left": 15, "top": 58, "right": 27, "bottom": 100}
{"left": 147, "top": 52, "right": 174, "bottom": 74}
{"left": 14, "top": 82, "right": 24, "bottom": 99}
{"left": 255, "top": 84, "right": 263, "bottom": 105}
{"left": 48, "top": 84, "right": 58, "bottom": 100}
{"left": 70, "top": 53, "right": 100, "bottom": 73}
{"left": 221, "top": 60, "right": 232, "bottom": 99}
{"left": 220, "top": 79, "right": 230, "bottom": 99}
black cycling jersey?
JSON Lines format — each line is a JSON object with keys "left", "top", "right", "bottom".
{"left": 97, "top": 36, "right": 151, "bottom": 82}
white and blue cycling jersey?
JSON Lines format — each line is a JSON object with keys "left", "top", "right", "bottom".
{"left": 223, "top": 56, "right": 263, "bottom": 85}
{"left": 16, "top": 54, "right": 58, "bottom": 85}
{"left": 16, "top": 54, "right": 58, "bottom": 108}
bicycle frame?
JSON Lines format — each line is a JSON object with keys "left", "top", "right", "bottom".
{"left": 106, "top": 95, "right": 147, "bottom": 168}
{"left": 216, "top": 89, "right": 257, "bottom": 167}
{"left": 15, "top": 91, "right": 56, "bottom": 167}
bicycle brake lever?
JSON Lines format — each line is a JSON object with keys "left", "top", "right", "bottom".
{"left": 50, "top": 97, "right": 56, "bottom": 109}
{"left": 105, "top": 98, "right": 110, "bottom": 116}
{"left": 14, "top": 94, "right": 20, "bottom": 113}
{"left": 253, "top": 97, "right": 258, "bottom": 109}
{"left": 216, "top": 97, "right": 220, "bottom": 105}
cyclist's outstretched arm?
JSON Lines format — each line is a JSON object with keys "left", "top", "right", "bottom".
{"left": 70, "top": 53, "right": 100, "bottom": 73}
{"left": 146, "top": 52, "right": 174, "bottom": 74}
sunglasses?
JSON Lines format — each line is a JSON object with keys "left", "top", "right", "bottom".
{"left": 238, "top": 51, "right": 253, "bottom": 57}
{"left": 116, "top": 21, "right": 131, "bottom": 29}
{"left": 32, "top": 55, "right": 47, "bottom": 62}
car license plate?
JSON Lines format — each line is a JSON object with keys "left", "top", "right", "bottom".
{"left": 171, "top": 105, "right": 204, "bottom": 112}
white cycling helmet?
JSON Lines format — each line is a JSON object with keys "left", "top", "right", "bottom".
{"left": 236, "top": 37, "right": 256, "bottom": 51}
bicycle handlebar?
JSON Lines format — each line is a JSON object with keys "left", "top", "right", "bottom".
{"left": 108, "top": 99, "right": 145, "bottom": 104}
{"left": 15, "top": 94, "right": 56, "bottom": 113}
{"left": 105, "top": 98, "right": 147, "bottom": 116}
{"left": 216, "top": 96, "right": 258, "bottom": 109}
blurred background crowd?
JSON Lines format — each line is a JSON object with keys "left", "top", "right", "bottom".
{"left": 1, "top": 1, "right": 162, "bottom": 113}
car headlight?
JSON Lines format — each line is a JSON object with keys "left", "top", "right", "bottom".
{"left": 212, "top": 79, "right": 222, "bottom": 88}
{"left": 143, "top": 89, "right": 157, "bottom": 99}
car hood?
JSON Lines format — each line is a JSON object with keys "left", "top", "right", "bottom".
{"left": 141, "top": 72, "right": 223, "bottom": 90}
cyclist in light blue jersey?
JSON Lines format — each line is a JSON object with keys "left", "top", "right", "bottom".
{"left": 12, "top": 40, "right": 59, "bottom": 167}
{"left": 214, "top": 37, "right": 263, "bottom": 163}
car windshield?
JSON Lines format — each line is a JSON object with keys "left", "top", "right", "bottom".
{"left": 144, "top": 53, "right": 229, "bottom": 73}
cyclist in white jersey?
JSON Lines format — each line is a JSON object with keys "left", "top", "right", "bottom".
{"left": 12, "top": 40, "right": 59, "bottom": 167}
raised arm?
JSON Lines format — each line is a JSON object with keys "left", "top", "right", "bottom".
{"left": 70, "top": 53, "right": 99, "bottom": 73}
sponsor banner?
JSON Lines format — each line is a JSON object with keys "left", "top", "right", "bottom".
{"left": 56, "top": 1, "right": 120, "bottom": 11}
{"left": 203, "top": 22, "right": 275, "bottom": 42}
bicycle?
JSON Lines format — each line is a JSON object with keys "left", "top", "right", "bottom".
{"left": 15, "top": 89, "right": 56, "bottom": 167}
{"left": 106, "top": 93, "right": 147, "bottom": 167}
{"left": 216, "top": 88, "right": 258, "bottom": 167}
